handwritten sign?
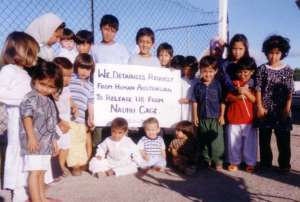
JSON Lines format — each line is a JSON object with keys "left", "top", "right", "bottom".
{"left": 94, "top": 64, "right": 181, "bottom": 127}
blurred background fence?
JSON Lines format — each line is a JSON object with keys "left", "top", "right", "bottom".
{"left": 0, "top": 0, "right": 219, "bottom": 58}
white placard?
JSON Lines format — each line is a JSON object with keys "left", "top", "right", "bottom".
{"left": 94, "top": 64, "right": 181, "bottom": 127}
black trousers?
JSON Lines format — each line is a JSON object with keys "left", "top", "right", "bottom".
{"left": 259, "top": 127, "right": 291, "bottom": 169}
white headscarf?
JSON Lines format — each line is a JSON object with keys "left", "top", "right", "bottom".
{"left": 26, "top": 13, "right": 63, "bottom": 61}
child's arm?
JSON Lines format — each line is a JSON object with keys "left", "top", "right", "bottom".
{"left": 87, "top": 103, "right": 94, "bottom": 129}
{"left": 238, "top": 87, "right": 256, "bottom": 103}
{"left": 256, "top": 91, "right": 267, "bottom": 118}
{"left": 178, "top": 98, "right": 190, "bottom": 104}
{"left": 70, "top": 98, "right": 79, "bottom": 118}
{"left": 283, "top": 93, "right": 292, "bottom": 119}
{"left": 140, "top": 149, "right": 149, "bottom": 161}
{"left": 23, "top": 117, "right": 39, "bottom": 153}
{"left": 57, "top": 119, "right": 70, "bottom": 134}
{"left": 218, "top": 103, "right": 225, "bottom": 125}
{"left": 95, "top": 139, "right": 108, "bottom": 160}
{"left": 192, "top": 102, "right": 199, "bottom": 126}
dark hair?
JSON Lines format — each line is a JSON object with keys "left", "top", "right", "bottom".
{"left": 53, "top": 57, "right": 73, "bottom": 70}
{"left": 74, "top": 53, "right": 95, "bottom": 74}
{"left": 56, "top": 22, "right": 66, "bottom": 31}
{"left": 100, "top": 14, "right": 119, "bottom": 31}
{"left": 175, "top": 121, "right": 194, "bottom": 137}
{"left": 143, "top": 117, "right": 159, "bottom": 128}
{"left": 236, "top": 57, "right": 257, "bottom": 73}
{"left": 1, "top": 31, "right": 39, "bottom": 67}
{"left": 199, "top": 55, "right": 218, "bottom": 70}
{"left": 156, "top": 42, "right": 174, "bottom": 57}
{"left": 61, "top": 28, "right": 75, "bottom": 41}
{"left": 182, "top": 56, "right": 198, "bottom": 77}
{"left": 111, "top": 117, "right": 128, "bottom": 131}
{"left": 262, "top": 35, "right": 290, "bottom": 59}
{"left": 136, "top": 27, "right": 155, "bottom": 44}
{"left": 75, "top": 30, "right": 94, "bottom": 44}
{"left": 227, "top": 34, "right": 250, "bottom": 61}
{"left": 31, "top": 60, "right": 63, "bottom": 94}
{"left": 170, "top": 55, "right": 185, "bottom": 69}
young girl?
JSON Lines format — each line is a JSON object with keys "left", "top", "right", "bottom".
{"left": 179, "top": 56, "right": 198, "bottom": 121}
{"left": 0, "top": 31, "right": 39, "bottom": 202}
{"left": 19, "top": 61, "right": 63, "bottom": 202}
{"left": 256, "top": 35, "right": 294, "bottom": 172}
{"left": 26, "top": 12, "right": 65, "bottom": 61}
{"left": 157, "top": 42, "right": 173, "bottom": 67}
{"left": 168, "top": 121, "right": 197, "bottom": 175}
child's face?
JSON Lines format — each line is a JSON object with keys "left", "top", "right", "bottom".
{"left": 60, "top": 39, "right": 75, "bottom": 50}
{"left": 76, "top": 42, "right": 92, "bottom": 54}
{"left": 158, "top": 50, "right": 172, "bottom": 67}
{"left": 48, "top": 28, "right": 64, "bottom": 46}
{"left": 62, "top": 68, "right": 73, "bottom": 86}
{"left": 231, "top": 41, "right": 246, "bottom": 61}
{"left": 200, "top": 66, "right": 217, "bottom": 83}
{"left": 267, "top": 48, "right": 282, "bottom": 65}
{"left": 144, "top": 123, "right": 160, "bottom": 139}
{"left": 236, "top": 69, "right": 253, "bottom": 82}
{"left": 34, "top": 78, "right": 57, "bottom": 96}
{"left": 175, "top": 130, "right": 187, "bottom": 140}
{"left": 101, "top": 25, "right": 117, "bottom": 43}
{"left": 77, "top": 67, "right": 91, "bottom": 80}
{"left": 182, "top": 66, "right": 193, "bottom": 79}
{"left": 111, "top": 128, "right": 126, "bottom": 141}
{"left": 138, "top": 36, "right": 153, "bottom": 56}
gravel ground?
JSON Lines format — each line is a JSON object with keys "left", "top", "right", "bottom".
{"left": 1, "top": 126, "right": 300, "bottom": 202}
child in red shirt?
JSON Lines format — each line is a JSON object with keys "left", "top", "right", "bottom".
{"left": 225, "top": 57, "right": 257, "bottom": 173}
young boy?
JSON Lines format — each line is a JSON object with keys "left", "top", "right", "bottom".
{"left": 137, "top": 117, "right": 166, "bottom": 172}
{"left": 225, "top": 57, "right": 257, "bottom": 173}
{"left": 89, "top": 117, "right": 139, "bottom": 177}
{"left": 53, "top": 57, "right": 75, "bottom": 177}
{"left": 156, "top": 42, "right": 173, "bottom": 67}
{"left": 192, "top": 55, "right": 225, "bottom": 170}
{"left": 128, "top": 27, "right": 160, "bottom": 67}
{"left": 58, "top": 28, "right": 78, "bottom": 63}
{"left": 67, "top": 53, "right": 94, "bottom": 176}
{"left": 92, "top": 14, "right": 129, "bottom": 64}
{"left": 75, "top": 30, "right": 94, "bottom": 54}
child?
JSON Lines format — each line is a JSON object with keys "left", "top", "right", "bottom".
{"left": 226, "top": 57, "right": 257, "bottom": 173}
{"left": 53, "top": 57, "right": 74, "bottom": 177}
{"left": 179, "top": 56, "right": 199, "bottom": 121}
{"left": 58, "top": 28, "right": 78, "bottom": 63}
{"left": 209, "top": 37, "right": 226, "bottom": 59}
{"left": 170, "top": 55, "right": 185, "bottom": 70}
{"left": 157, "top": 42, "right": 173, "bottom": 67}
{"left": 168, "top": 121, "right": 197, "bottom": 174}
{"left": 19, "top": 61, "right": 63, "bottom": 202}
{"left": 192, "top": 55, "right": 225, "bottom": 170}
{"left": 0, "top": 31, "right": 39, "bottom": 202}
{"left": 26, "top": 12, "right": 65, "bottom": 61}
{"left": 67, "top": 53, "right": 94, "bottom": 176}
{"left": 92, "top": 14, "right": 129, "bottom": 64}
{"left": 128, "top": 27, "right": 161, "bottom": 67}
{"left": 137, "top": 117, "right": 166, "bottom": 171}
{"left": 75, "top": 30, "right": 94, "bottom": 54}
{"left": 89, "top": 117, "right": 139, "bottom": 177}
{"left": 256, "top": 35, "right": 294, "bottom": 172}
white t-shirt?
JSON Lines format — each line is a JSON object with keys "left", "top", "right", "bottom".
{"left": 55, "top": 86, "right": 71, "bottom": 122}
{"left": 57, "top": 47, "right": 78, "bottom": 64}
{"left": 128, "top": 54, "right": 161, "bottom": 67}
{"left": 92, "top": 42, "right": 129, "bottom": 64}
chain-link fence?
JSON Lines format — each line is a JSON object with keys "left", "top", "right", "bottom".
{"left": 0, "top": 0, "right": 219, "bottom": 58}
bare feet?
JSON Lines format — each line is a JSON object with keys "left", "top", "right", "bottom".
{"left": 105, "top": 169, "right": 115, "bottom": 176}
{"left": 95, "top": 172, "right": 106, "bottom": 178}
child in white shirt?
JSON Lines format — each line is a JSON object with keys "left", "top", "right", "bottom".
{"left": 58, "top": 28, "right": 78, "bottom": 63}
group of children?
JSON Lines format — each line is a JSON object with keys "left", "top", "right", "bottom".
{"left": 0, "top": 12, "right": 295, "bottom": 202}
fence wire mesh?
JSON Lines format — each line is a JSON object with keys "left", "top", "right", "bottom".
{"left": 0, "top": 0, "right": 219, "bottom": 59}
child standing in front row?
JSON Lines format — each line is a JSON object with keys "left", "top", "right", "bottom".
{"left": 192, "top": 55, "right": 225, "bottom": 170}
{"left": 68, "top": 53, "right": 95, "bottom": 176}
{"left": 129, "top": 27, "right": 161, "bottom": 67}
{"left": 226, "top": 57, "right": 257, "bottom": 173}
{"left": 256, "top": 35, "right": 294, "bottom": 172}
{"left": 89, "top": 117, "right": 139, "bottom": 177}
{"left": 19, "top": 61, "right": 63, "bottom": 202}
{"left": 137, "top": 117, "right": 166, "bottom": 172}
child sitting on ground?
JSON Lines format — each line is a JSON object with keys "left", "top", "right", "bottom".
{"left": 137, "top": 117, "right": 166, "bottom": 172}
{"left": 89, "top": 117, "right": 139, "bottom": 177}
{"left": 168, "top": 121, "right": 197, "bottom": 175}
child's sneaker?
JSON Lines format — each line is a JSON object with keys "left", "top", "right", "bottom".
{"left": 245, "top": 165, "right": 255, "bottom": 173}
{"left": 228, "top": 164, "right": 238, "bottom": 172}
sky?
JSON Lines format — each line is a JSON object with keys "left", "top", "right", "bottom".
{"left": 188, "top": 0, "right": 300, "bottom": 68}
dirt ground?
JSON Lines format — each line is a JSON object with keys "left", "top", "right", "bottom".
{"left": 1, "top": 126, "right": 300, "bottom": 202}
